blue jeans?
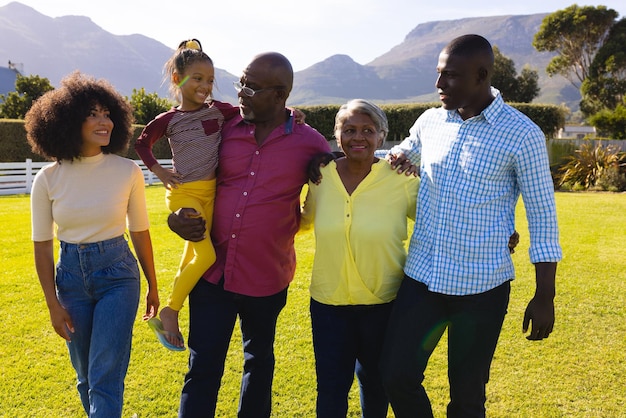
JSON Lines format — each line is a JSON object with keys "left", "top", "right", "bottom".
{"left": 380, "top": 277, "right": 510, "bottom": 418}
{"left": 56, "top": 236, "right": 140, "bottom": 418}
{"left": 179, "top": 279, "right": 288, "bottom": 418}
{"left": 310, "top": 298, "right": 391, "bottom": 418}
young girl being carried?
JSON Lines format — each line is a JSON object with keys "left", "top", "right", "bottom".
{"left": 135, "top": 39, "right": 239, "bottom": 351}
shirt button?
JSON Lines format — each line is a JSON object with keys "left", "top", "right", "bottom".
{"left": 235, "top": 213, "right": 241, "bottom": 218}
{"left": 255, "top": 151, "right": 260, "bottom": 155}
{"left": 231, "top": 234, "right": 236, "bottom": 238}
{"left": 243, "top": 191, "right": 248, "bottom": 196}
{"left": 250, "top": 172, "right": 255, "bottom": 176}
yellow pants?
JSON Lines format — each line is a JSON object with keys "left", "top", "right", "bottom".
{"left": 165, "top": 179, "right": 216, "bottom": 311}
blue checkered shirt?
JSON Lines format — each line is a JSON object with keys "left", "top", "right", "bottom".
{"left": 390, "top": 90, "right": 562, "bottom": 295}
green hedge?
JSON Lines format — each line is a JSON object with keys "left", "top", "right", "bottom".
{"left": 300, "top": 102, "right": 567, "bottom": 141}
{"left": 0, "top": 120, "right": 38, "bottom": 162}
{"left": 299, "top": 103, "right": 438, "bottom": 142}
{"left": 508, "top": 103, "right": 567, "bottom": 138}
{"left": 0, "top": 103, "right": 566, "bottom": 162}
{"left": 0, "top": 121, "right": 171, "bottom": 162}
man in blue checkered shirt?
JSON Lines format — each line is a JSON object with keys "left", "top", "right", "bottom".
{"left": 380, "top": 34, "right": 562, "bottom": 418}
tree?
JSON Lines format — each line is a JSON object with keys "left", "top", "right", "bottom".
{"left": 491, "top": 46, "right": 540, "bottom": 102}
{"left": 0, "top": 74, "right": 54, "bottom": 119}
{"left": 588, "top": 101, "right": 626, "bottom": 139}
{"left": 516, "top": 66, "right": 541, "bottom": 103}
{"left": 129, "top": 88, "right": 172, "bottom": 125}
{"left": 533, "top": 5, "right": 618, "bottom": 88}
{"left": 579, "top": 18, "right": 626, "bottom": 116}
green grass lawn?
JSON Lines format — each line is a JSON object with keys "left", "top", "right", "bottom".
{"left": 1, "top": 188, "right": 625, "bottom": 417}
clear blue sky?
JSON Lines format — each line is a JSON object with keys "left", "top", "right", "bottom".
{"left": 1, "top": 0, "right": 625, "bottom": 75}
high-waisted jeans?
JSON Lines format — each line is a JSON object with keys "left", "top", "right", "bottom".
{"left": 56, "top": 235, "right": 140, "bottom": 417}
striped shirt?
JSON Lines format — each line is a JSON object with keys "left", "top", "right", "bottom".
{"left": 135, "top": 101, "right": 239, "bottom": 182}
{"left": 390, "top": 89, "right": 562, "bottom": 295}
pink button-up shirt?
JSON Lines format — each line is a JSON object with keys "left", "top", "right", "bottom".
{"left": 202, "top": 111, "right": 331, "bottom": 296}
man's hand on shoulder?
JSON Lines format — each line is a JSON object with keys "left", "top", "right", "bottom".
{"left": 387, "top": 152, "right": 419, "bottom": 176}
{"left": 308, "top": 152, "right": 343, "bottom": 185}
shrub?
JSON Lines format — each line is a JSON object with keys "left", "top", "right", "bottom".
{"left": 588, "top": 103, "right": 626, "bottom": 139}
{"left": 300, "top": 103, "right": 566, "bottom": 141}
{"left": 558, "top": 141, "right": 626, "bottom": 191}
{"left": 0, "top": 120, "right": 170, "bottom": 162}
{"left": 596, "top": 165, "right": 626, "bottom": 191}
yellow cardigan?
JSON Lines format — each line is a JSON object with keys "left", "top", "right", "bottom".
{"left": 301, "top": 160, "right": 419, "bottom": 305}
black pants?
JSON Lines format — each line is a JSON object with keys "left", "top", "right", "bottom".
{"left": 178, "top": 279, "right": 287, "bottom": 418}
{"left": 380, "top": 277, "right": 510, "bottom": 418}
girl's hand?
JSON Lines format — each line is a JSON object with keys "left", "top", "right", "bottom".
{"left": 291, "top": 108, "right": 306, "bottom": 124}
{"left": 153, "top": 165, "right": 182, "bottom": 190}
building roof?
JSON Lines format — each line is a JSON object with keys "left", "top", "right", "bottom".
{"left": 0, "top": 65, "right": 19, "bottom": 96}
{"left": 561, "top": 125, "right": 596, "bottom": 133}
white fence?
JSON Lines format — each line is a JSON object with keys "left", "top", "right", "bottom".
{"left": 0, "top": 158, "right": 172, "bottom": 196}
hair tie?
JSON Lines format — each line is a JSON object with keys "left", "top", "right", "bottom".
{"left": 184, "top": 39, "right": 202, "bottom": 51}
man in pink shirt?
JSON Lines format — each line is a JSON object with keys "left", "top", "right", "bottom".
{"left": 168, "top": 52, "right": 330, "bottom": 418}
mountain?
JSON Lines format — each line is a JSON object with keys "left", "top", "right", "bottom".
{"left": 369, "top": 14, "right": 580, "bottom": 105}
{"left": 0, "top": 2, "right": 239, "bottom": 103}
{"left": 292, "top": 14, "right": 578, "bottom": 107}
{"left": 0, "top": 2, "right": 576, "bottom": 108}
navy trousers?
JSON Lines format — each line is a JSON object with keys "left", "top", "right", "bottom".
{"left": 381, "top": 277, "right": 510, "bottom": 418}
{"left": 178, "top": 279, "right": 287, "bottom": 418}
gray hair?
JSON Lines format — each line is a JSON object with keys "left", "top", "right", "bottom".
{"left": 334, "top": 99, "right": 389, "bottom": 142}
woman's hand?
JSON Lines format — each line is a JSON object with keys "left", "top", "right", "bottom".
{"left": 508, "top": 231, "right": 520, "bottom": 254}
{"left": 144, "top": 287, "right": 160, "bottom": 320}
{"left": 48, "top": 301, "right": 74, "bottom": 342}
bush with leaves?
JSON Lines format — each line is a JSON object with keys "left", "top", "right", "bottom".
{"left": 491, "top": 46, "right": 540, "bottom": 103}
{"left": 558, "top": 142, "right": 626, "bottom": 191}
{"left": 588, "top": 102, "right": 626, "bottom": 139}
{"left": 595, "top": 165, "right": 626, "bottom": 192}
{"left": 129, "top": 88, "right": 173, "bottom": 125}
{"left": 0, "top": 75, "right": 54, "bottom": 119}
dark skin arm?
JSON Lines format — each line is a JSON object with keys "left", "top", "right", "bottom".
{"left": 308, "top": 151, "right": 344, "bottom": 185}
{"left": 523, "top": 262, "right": 557, "bottom": 340}
{"left": 168, "top": 208, "right": 206, "bottom": 242}
{"left": 387, "top": 152, "right": 419, "bottom": 175}
{"left": 310, "top": 150, "right": 421, "bottom": 184}
{"left": 169, "top": 111, "right": 305, "bottom": 238}
{"left": 508, "top": 230, "right": 519, "bottom": 254}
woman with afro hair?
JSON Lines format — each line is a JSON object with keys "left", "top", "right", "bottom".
{"left": 26, "top": 71, "right": 159, "bottom": 417}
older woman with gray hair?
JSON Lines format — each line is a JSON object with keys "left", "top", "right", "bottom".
{"left": 301, "top": 99, "right": 419, "bottom": 418}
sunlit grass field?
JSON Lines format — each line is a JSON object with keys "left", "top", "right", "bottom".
{"left": 1, "top": 188, "right": 625, "bottom": 417}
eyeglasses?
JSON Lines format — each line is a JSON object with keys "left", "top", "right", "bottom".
{"left": 233, "top": 81, "right": 284, "bottom": 97}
